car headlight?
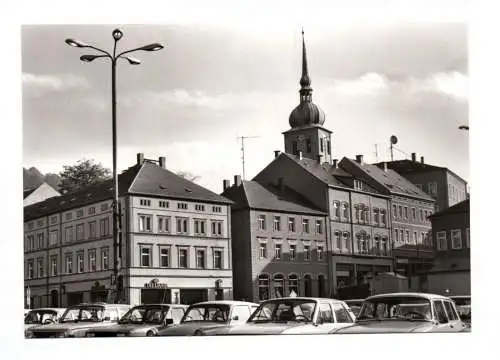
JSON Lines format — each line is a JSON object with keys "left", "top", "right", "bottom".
{"left": 25, "top": 330, "right": 33, "bottom": 339}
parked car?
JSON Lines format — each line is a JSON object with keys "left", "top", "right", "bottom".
{"left": 331, "top": 292, "right": 467, "bottom": 334}
{"left": 25, "top": 308, "right": 67, "bottom": 337}
{"left": 198, "top": 297, "right": 356, "bottom": 336}
{"left": 343, "top": 299, "right": 364, "bottom": 317}
{"left": 86, "top": 304, "right": 188, "bottom": 337}
{"left": 449, "top": 295, "right": 471, "bottom": 326}
{"left": 26, "top": 303, "right": 131, "bottom": 338}
{"left": 156, "top": 300, "right": 259, "bottom": 336}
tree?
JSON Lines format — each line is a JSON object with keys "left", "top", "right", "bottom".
{"left": 176, "top": 171, "right": 201, "bottom": 183}
{"left": 59, "top": 159, "right": 111, "bottom": 193}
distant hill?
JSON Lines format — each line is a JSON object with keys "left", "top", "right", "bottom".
{"left": 23, "top": 167, "right": 61, "bottom": 191}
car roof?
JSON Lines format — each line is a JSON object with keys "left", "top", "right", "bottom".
{"left": 449, "top": 295, "right": 471, "bottom": 299}
{"left": 260, "top": 297, "right": 346, "bottom": 303}
{"left": 366, "top": 292, "right": 452, "bottom": 301}
{"left": 189, "top": 300, "right": 259, "bottom": 307}
{"left": 72, "top": 303, "right": 131, "bottom": 308}
{"left": 131, "top": 303, "right": 188, "bottom": 308}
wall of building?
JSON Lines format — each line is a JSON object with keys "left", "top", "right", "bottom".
{"left": 446, "top": 172, "right": 468, "bottom": 208}
{"left": 431, "top": 210, "right": 470, "bottom": 257}
{"left": 283, "top": 126, "right": 333, "bottom": 164}
{"left": 427, "top": 271, "right": 470, "bottom": 296}
{"left": 230, "top": 209, "right": 253, "bottom": 301}
{"left": 397, "top": 169, "right": 447, "bottom": 212}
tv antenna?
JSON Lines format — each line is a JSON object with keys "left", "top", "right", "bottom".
{"left": 237, "top": 135, "right": 260, "bottom": 180}
{"left": 389, "top": 135, "right": 398, "bottom": 162}
{"left": 373, "top": 144, "right": 379, "bottom": 162}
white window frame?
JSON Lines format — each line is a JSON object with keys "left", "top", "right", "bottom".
{"left": 27, "top": 260, "right": 34, "bottom": 279}
{"left": 303, "top": 244, "right": 311, "bottom": 261}
{"left": 289, "top": 244, "right": 296, "bottom": 260}
{"left": 343, "top": 232, "right": 351, "bottom": 251}
{"left": 302, "top": 219, "right": 310, "bottom": 233}
{"left": 50, "top": 256, "right": 57, "bottom": 276}
{"left": 317, "top": 245, "right": 324, "bottom": 261}
{"left": 139, "top": 214, "right": 152, "bottom": 232}
{"left": 213, "top": 248, "right": 223, "bottom": 269}
{"left": 259, "top": 242, "right": 267, "bottom": 259}
{"left": 89, "top": 221, "right": 97, "bottom": 239}
{"left": 274, "top": 244, "right": 282, "bottom": 260}
{"left": 140, "top": 246, "right": 152, "bottom": 267}
{"left": 436, "top": 231, "right": 447, "bottom": 251}
{"left": 76, "top": 223, "right": 84, "bottom": 241}
{"left": 451, "top": 229, "right": 462, "bottom": 249}
{"left": 288, "top": 217, "right": 296, "bottom": 232}
{"left": 65, "top": 254, "right": 73, "bottom": 274}
{"left": 258, "top": 215, "right": 266, "bottom": 230}
{"left": 195, "top": 248, "right": 206, "bottom": 269}
{"left": 159, "top": 247, "right": 170, "bottom": 268}
{"left": 77, "top": 253, "right": 84, "bottom": 273}
{"left": 101, "top": 247, "right": 109, "bottom": 270}
{"left": 333, "top": 201, "right": 340, "bottom": 219}
{"left": 89, "top": 250, "right": 96, "bottom": 272}
{"left": 37, "top": 258, "right": 44, "bottom": 278}
{"left": 178, "top": 248, "right": 189, "bottom": 268}
{"left": 335, "top": 231, "right": 342, "bottom": 251}
{"left": 273, "top": 216, "right": 281, "bottom": 232}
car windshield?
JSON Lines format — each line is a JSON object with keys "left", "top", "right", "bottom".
{"left": 119, "top": 306, "right": 168, "bottom": 324}
{"left": 247, "top": 299, "right": 316, "bottom": 323}
{"left": 60, "top": 306, "right": 106, "bottom": 323}
{"left": 357, "top": 297, "right": 432, "bottom": 322}
{"left": 24, "top": 310, "right": 58, "bottom": 324}
{"left": 181, "top": 304, "right": 230, "bottom": 323}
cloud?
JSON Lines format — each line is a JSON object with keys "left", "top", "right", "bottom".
{"left": 22, "top": 73, "right": 90, "bottom": 95}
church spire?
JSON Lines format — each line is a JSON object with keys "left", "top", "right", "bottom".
{"left": 299, "top": 29, "right": 312, "bottom": 102}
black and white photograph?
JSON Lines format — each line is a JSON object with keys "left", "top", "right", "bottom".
{"left": 2, "top": 0, "right": 497, "bottom": 359}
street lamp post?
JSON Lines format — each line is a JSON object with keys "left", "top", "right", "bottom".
{"left": 66, "top": 29, "right": 163, "bottom": 304}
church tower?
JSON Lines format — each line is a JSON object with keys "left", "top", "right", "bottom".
{"left": 283, "top": 30, "right": 333, "bottom": 164}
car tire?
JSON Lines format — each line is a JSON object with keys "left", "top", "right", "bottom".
{"left": 193, "top": 330, "right": 203, "bottom": 336}
{"left": 146, "top": 331, "right": 155, "bottom": 337}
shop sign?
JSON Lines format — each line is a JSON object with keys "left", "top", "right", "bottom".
{"left": 144, "top": 278, "right": 168, "bottom": 289}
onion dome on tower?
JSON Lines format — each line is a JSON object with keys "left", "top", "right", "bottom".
{"left": 289, "top": 30, "right": 326, "bottom": 128}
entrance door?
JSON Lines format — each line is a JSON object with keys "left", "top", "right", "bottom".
{"left": 141, "top": 289, "right": 172, "bottom": 304}
{"left": 179, "top": 289, "right": 208, "bottom": 305}
{"left": 50, "top": 290, "right": 59, "bottom": 307}
{"left": 215, "top": 289, "right": 223, "bottom": 300}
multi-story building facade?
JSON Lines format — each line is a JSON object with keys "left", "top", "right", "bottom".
{"left": 374, "top": 154, "right": 468, "bottom": 213}
{"left": 340, "top": 157, "right": 436, "bottom": 287}
{"left": 221, "top": 176, "right": 329, "bottom": 303}
{"left": 426, "top": 199, "right": 470, "bottom": 296}
{"left": 24, "top": 154, "right": 233, "bottom": 308}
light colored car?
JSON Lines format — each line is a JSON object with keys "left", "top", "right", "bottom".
{"left": 86, "top": 304, "right": 188, "bottom": 337}
{"left": 199, "top": 297, "right": 356, "bottom": 336}
{"left": 449, "top": 295, "right": 471, "bottom": 326}
{"left": 26, "top": 303, "right": 131, "bottom": 338}
{"left": 156, "top": 300, "right": 259, "bottom": 336}
{"left": 331, "top": 292, "right": 467, "bottom": 334}
{"left": 25, "top": 308, "right": 67, "bottom": 337}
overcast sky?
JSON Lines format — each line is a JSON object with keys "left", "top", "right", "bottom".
{"left": 22, "top": 23, "right": 468, "bottom": 193}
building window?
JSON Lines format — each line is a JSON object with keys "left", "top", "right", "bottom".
{"left": 288, "top": 274, "right": 299, "bottom": 296}
{"left": 194, "top": 219, "right": 206, "bottom": 235}
{"left": 27, "top": 235, "right": 34, "bottom": 251}
{"left": 211, "top": 221, "right": 223, "bottom": 236}
{"left": 317, "top": 245, "right": 324, "bottom": 261}
{"left": 158, "top": 216, "right": 171, "bottom": 233}
{"left": 51, "top": 216, "right": 58, "bottom": 224}
{"left": 259, "top": 242, "right": 267, "bottom": 259}
{"left": 178, "top": 248, "right": 188, "bottom": 268}
{"left": 139, "top": 215, "right": 152, "bottom": 232}
{"left": 335, "top": 231, "right": 342, "bottom": 250}
{"left": 258, "top": 215, "right": 266, "bottom": 230}
{"left": 292, "top": 141, "right": 298, "bottom": 155}
{"left": 400, "top": 230, "right": 404, "bottom": 244}
{"left": 342, "top": 203, "right": 349, "bottom": 220}
{"left": 381, "top": 237, "right": 389, "bottom": 256}
{"left": 289, "top": 244, "right": 296, "bottom": 260}
{"left": 176, "top": 218, "right": 189, "bottom": 234}
{"left": 140, "top": 199, "right": 151, "bottom": 207}
{"left": 49, "top": 230, "right": 58, "bottom": 246}
{"left": 398, "top": 206, "right": 403, "bottom": 218}
{"left": 196, "top": 249, "right": 206, "bottom": 269}
{"left": 100, "top": 218, "right": 110, "bottom": 237}
{"left": 429, "top": 182, "right": 438, "bottom": 196}
{"left": 303, "top": 244, "right": 311, "bottom": 261}
{"left": 412, "top": 208, "right": 416, "bottom": 220}
{"left": 354, "top": 180, "right": 363, "bottom": 190}
{"left": 195, "top": 204, "right": 205, "bottom": 211}
{"left": 288, "top": 217, "right": 296, "bottom": 232}
{"left": 405, "top": 230, "right": 410, "bottom": 244}
{"left": 37, "top": 233, "right": 45, "bottom": 248}
{"left": 327, "top": 139, "right": 331, "bottom": 155}
{"left": 140, "top": 246, "right": 151, "bottom": 267}
{"left": 65, "top": 212, "right": 72, "bottom": 221}
{"left": 302, "top": 219, "right": 310, "bottom": 233}
{"left": 77, "top": 253, "right": 84, "bottom": 273}
{"left": 274, "top": 244, "right": 282, "bottom": 260}
{"left": 88, "top": 206, "right": 96, "bottom": 215}
{"left": 466, "top": 228, "right": 470, "bottom": 248}
{"left": 213, "top": 249, "right": 223, "bottom": 269}
{"left": 343, "top": 232, "right": 351, "bottom": 251}
{"left": 76, "top": 209, "right": 84, "bottom": 218}
{"left": 159, "top": 200, "right": 169, "bottom": 208}
{"left": 373, "top": 208, "right": 379, "bottom": 225}
{"left": 394, "top": 229, "right": 399, "bottom": 243}
{"left": 177, "top": 202, "right": 188, "bottom": 210}
{"left": 212, "top": 206, "right": 222, "bottom": 213}
{"left": 420, "top": 209, "right": 424, "bottom": 222}
{"left": 273, "top": 274, "right": 285, "bottom": 298}
{"left": 273, "top": 216, "right": 281, "bottom": 231}
{"left": 333, "top": 201, "right": 340, "bottom": 219}
{"left": 160, "top": 247, "right": 170, "bottom": 268}
{"left": 65, "top": 254, "right": 73, "bottom": 274}
{"left": 37, "top": 258, "right": 44, "bottom": 278}
{"left": 364, "top": 206, "right": 370, "bottom": 224}
{"left": 88, "top": 221, "right": 96, "bottom": 239}
{"left": 380, "top": 210, "right": 386, "bottom": 226}
{"left": 258, "top": 274, "right": 270, "bottom": 301}
{"left": 101, "top": 247, "right": 109, "bottom": 270}
{"left": 27, "top": 260, "right": 34, "bottom": 279}
{"left": 75, "top": 223, "right": 84, "bottom": 241}
{"left": 404, "top": 207, "right": 408, "bottom": 219}
{"left": 437, "top": 231, "right": 447, "bottom": 251}
{"left": 100, "top": 203, "right": 108, "bottom": 212}
{"left": 316, "top": 220, "right": 323, "bottom": 234}
{"left": 392, "top": 204, "right": 397, "bottom": 219}
{"left": 50, "top": 255, "right": 57, "bottom": 276}
{"left": 359, "top": 206, "right": 365, "bottom": 223}
{"left": 88, "top": 249, "right": 96, "bottom": 272}
{"left": 413, "top": 231, "right": 417, "bottom": 244}
{"left": 451, "top": 230, "right": 462, "bottom": 249}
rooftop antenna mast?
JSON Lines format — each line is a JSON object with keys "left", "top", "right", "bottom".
{"left": 373, "top": 144, "right": 379, "bottom": 162}
{"left": 237, "top": 136, "right": 259, "bottom": 180}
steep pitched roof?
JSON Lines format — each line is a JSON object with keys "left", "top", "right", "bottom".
{"left": 429, "top": 199, "right": 469, "bottom": 219}
{"left": 280, "top": 153, "right": 383, "bottom": 195}
{"left": 23, "top": 188, "right": 37, "bottom": 199}
{"left": 24, "top": 161, "right": 231, "bottom": 222}
{"left": 373, "top": 160, "right": 467, "bottom": 184}
{"left": 342, "top": 158, "right": 435, "bottom": 201}
{"left": 222, "top": 180, "right": 326, "bottom": 215}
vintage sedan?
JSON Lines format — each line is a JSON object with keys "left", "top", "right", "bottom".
{"left": 26, "top": 303, "right": 131, "bottom": 338}
{"left": 86, "top": 304, "right": 188, "bottom": 337}
{"left": 25, "top": 308, "right": 67, "bottom": 337}
{"left": 199, "top": 297, "right": 356, "bottom": 336}
{"left": 156, "top": 300, "right": 259, "bottom": 336}
{"left": 331, "top": 293, "right": 467, "bottom": 334}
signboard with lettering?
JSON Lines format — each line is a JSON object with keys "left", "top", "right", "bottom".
{"left": 144, "top": 278, "right": 168, "bottom": 289}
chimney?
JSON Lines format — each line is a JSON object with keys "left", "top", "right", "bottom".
{"left": 234, "top": 175, "right": 242, "bottom": 187}
{"left": 420, "top": 156, "right": 425, "bottom": 164}
{"left": 223, "top": 179, "right": 231, "bottom": 191}
{"left": 137, "top": 153, "right": 145, "bottom": 165}
{"left": 317, "top": 154, "right": 323, "bottom": 163}
{"left": 383, "top": 162, "right": 388, "bottom": 172}
{"left": 274, "top": 150, "right": 281, "bottom": 158}
{"left": 411, "top": 153, "right": 417, "bottom": 162}
{"left": 299, "top": 151, "right": 303, "bottom": 160}
{"left": 355, "top": 155, "right": 364, "bottom": 164}
{"left": 278, "top": 177, "right": 285, "bottom": 195}
{"left": 332, "top": 159, "right": 338, "bottom": 168}
{"left": 158, "top": 156, "right": 166, "bottom": 169}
